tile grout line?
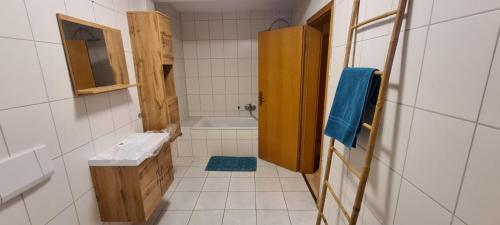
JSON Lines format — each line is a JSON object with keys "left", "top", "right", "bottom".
{"left": 390, "top": 0, "right": 436, "bottom": 222}
{"left": 449, "top": 26, "right": 500, "bottom": 225}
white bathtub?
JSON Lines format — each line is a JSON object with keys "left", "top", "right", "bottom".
{"left": 173, "top": 117, "right": 258, "bottom": 157}
{"left": 193, "top": 117, "right": 257, "bottom": 129}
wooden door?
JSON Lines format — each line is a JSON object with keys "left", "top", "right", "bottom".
{"left": 258, "top": 26, "right": 304, "bottom": 171}
{"left": 299, "top": 26, "right": 322, "bottom": 173}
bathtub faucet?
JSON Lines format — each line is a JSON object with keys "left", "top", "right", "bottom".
{"left": 242, "top": 103, "right": 258, "bottom": 121}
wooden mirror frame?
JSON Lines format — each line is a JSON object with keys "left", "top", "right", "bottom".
{"left": 56, "top": 14, "right": 135, "bottom": 95}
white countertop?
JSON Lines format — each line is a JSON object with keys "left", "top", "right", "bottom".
{"left": 88, "top": 132, "right": 170, "bottom": 166}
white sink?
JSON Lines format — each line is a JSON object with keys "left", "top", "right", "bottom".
{"left": 88, "top": 132, "right": 170, "bottom": 166}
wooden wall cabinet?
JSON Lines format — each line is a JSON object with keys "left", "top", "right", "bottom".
{"left": 127, "top": 11, "right": 180, "bottom": 137}
{"left": 90, "top": 143, "right": 173, "bottom": 222}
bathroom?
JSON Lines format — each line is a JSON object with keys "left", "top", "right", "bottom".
{"left": 0, "top": 0, "right": 499, "bottom": 225}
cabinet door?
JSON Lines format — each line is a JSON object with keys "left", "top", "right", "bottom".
{"left": 137, "top": 157, "right": 162, "bottom": 219}
{"left": 157, "top": 144, "right": 173, "bottom": 194}
{"left": 157, "top": 13, "right": 173, "bottom": 64}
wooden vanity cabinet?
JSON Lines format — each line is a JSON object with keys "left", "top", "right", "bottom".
{"left": 90, "top": 143, "right": 173, "bottom": 222}
{"left": 128, "top": 11, "right": 181, "bottom": 137}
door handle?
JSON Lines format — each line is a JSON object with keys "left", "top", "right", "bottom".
{"left": 259, "top": 92, "right": 264, "bottom": 106}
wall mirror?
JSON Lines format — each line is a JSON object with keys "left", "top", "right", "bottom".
{"left": 57, "top": 14, "right": 134, "bottom": 95}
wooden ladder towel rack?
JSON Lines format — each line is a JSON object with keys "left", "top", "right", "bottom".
{"left": 315, "top": 0, "right": 408, "bottom": 225}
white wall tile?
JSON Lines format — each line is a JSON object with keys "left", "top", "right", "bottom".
{"left": 404, "top": 109, "right": 475, "bottom": 210}
{"left": 0, "top": 0, "right": 33, "bottom": 40}
{"left": 387, "top": 27, "right": 427, "bottom": 106}
{"left": 74, "top": 190, "right": 102, "bottom": 225}
{"left": 185, "top": 59, "right": 199, "bottom": 76}
{"left": 192, "top": 140, "right": 208, "bottom": 156}
{"left": 65, "top": 0, "right": 95, "bottom": 22}
{"left": 206, "top": 140, "right": 221, "bottom": 156}
{"left": 223, "top": 12, "right": 237, "bottom": 20}
{"left": 210, "top": 40, "right": 225, "bottom": 58}
{"left": 182, "top": 21, "right": 196, "bottom": 40}
{"left": 431, "top": 0, "right": 500, "bottom": 23}
{"left": 197, "top": 40, "right": 211, "bottom": 58}
{"left": 178, "top": 139, "right": 193, "bottom": 156}
{"left": 237, "top": 140, "right": 252, "bottom": 156}
{"left": 226, "top": 95, "right": 239, "bottom": 113}
{"left": 183, "top": 41, "right": 197, "bottom": 59}
{"left": 0, "top": 129, "right": 8, "bottom": 161}
{"left": 0, "top": 103, "right": 61, "bottom": 158}
{"left": 0, "top": 197, "right": 31, "bottom": 225}
{"left": 223, "top": 40, "right": 238, "bottom": 58}
{"left": 84, "top": 93, "right": 114, "bottom": 139}
{"left": 393, "top": 180, "right": 452, "bottom": 225}
{"left": 456, "top": 125, "right": 500, "bottom": 225}
{"left": 0, "top": 38, "right": 47, "bottom": 110}
{"left": 225, "top": 77, "right": 239, "bottom": 94}
{"left": 63, "top": 143, "right": 94, "bottom": 199}
{"left": 417, "top": 12, "right": 499, "bottom": 121}
{"left": 94, "top": 0, "right": 113, "bottom": 9}
{"left": 237, "top": 40, "right": 252, "bottom": 58}
{"left": 209, "top": 20, "right": 224, "bottom": 40}
{"left": 195, "top": 20, "right": 210, "bottom": 40}
{"left": 209, "top": 12, "right": 223, "bottom": 21}
{"left": 222, "top": 139, "right": 237, "bottom": 156}
{"left": 92, "top": 131, "right": 117, "bottom": 155}
{"left": 93, "top": 3, "right": 116, "bottom": 28}
{"left": 51, "top": 98, "right": 92, "bottom": 153}
{"left": 199, "top": 77, "right": 213, "bottom": 94}
{"left": 238, "top": 60, "right": 251, "bottom": 77}
{"left": 186, "top": 78, "right": 200, "bottom": 94}
{"left": 24, "top": 158, "right": 73, "bottom": 225}
{"left": 225, "top": 59, "right": 238, "bottom": 76}
{"left": 188, "top": 95, "right": 201, "bottom": 112}
{"left": 212, "top": 77, "right": 226, "bottom": 94}
{"left": 237, "top": 19, "right": 251, "bottom": 39}
{"left": 24, "top": 0, "right": 66, "bottom": 43}
{"left": 200, "top": 95, "right": 214, "bottom": 112}
{"left": 238, "top": 77, "right": 252, "bottom": 94}
{"left": 198, "top": 59, "right": 212, "bottom": 76}
{"left": 213, "top": 95, "right": 226, "bottom": 112}
{"left": 46, "top": 206, "right": 79, "bottom": 225}
{"left": 36, "top": 42, "right": 74, "bottom": 101}
{"left": 357, "top": 102, "right": 413, "bottom": 173}
{"left": 362, "top": 158, "right": 401, "bottom": 225}
{"left": 109, "top": 90, "right": 132, "bottom": 128}
{"left": 223, "top": 20, "right": 238, "bottom": 39}
{"left": 479, "top": 38, "right": 500, "bottom": 128}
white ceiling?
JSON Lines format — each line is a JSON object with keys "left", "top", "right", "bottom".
{"left": 155, "top": 0, "right": 297, "bottom": 12}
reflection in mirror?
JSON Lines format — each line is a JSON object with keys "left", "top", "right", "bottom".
{"left": 61, "top": 20, "right": 116, "bottom": 88}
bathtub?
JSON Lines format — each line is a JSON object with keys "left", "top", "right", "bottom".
{"left": 172, "top": 117, "right": 258, "bottom": 157}
{"left": 193, "top": 117, "right": 257, "bottom": 129}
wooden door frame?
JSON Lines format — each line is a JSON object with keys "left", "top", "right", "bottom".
{"left": 302, "top": 0, "right": 334, "bottom": 201}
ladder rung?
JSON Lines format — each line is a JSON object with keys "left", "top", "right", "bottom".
{"left": 362, "top": 122, "right": 372, "bottom": 130}
{"left": 351, "top": 10, "right": 398, "bottom": 29}
{"left": 330, "top": 147, "right": 362, "bottom": 179}
{"left": 325, "top": 181, "right": 351, "bottom": 222}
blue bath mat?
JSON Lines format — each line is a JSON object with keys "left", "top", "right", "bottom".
{"left": 205, "top": 156, "right": 257, "bottom": 171}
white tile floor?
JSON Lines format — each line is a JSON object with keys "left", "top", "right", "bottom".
{"left": 150, "top": 156, "right": 318, "bottom": 225}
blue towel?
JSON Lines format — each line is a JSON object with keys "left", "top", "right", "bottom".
{"left": 324, "top": 67, "right": 381, "bottom": 148}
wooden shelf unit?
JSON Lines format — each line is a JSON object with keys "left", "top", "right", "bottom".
{"left": 128, "top": 11, "right": 181, "bottom": 137}
{"left": 77, "top": 84, "right": 137, "bottom": 95}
